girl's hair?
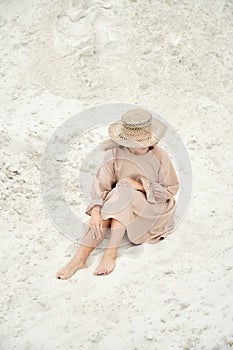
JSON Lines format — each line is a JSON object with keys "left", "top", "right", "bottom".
{"left": 99, "top": 139, "right": 158, "bottom": 151}
{"left": 99, "top": 139, "right": 121, "bottom": 151}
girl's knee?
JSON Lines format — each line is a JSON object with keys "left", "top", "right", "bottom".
{"left": 101, "top": 218, "right": 111, "bottom": 228}
{"left": 111, "top": 218, "right": 125, "bottom": 228}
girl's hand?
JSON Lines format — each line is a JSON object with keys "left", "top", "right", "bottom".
{"left": 118, "top": 178, "right": 145, "bottom": 192}
{"left": 86, "top": 206, "right": 103, "bottom": 240}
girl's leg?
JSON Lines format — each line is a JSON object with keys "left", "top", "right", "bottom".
{"left": 94, "top": 218, "right": 126, "bottom": 275}
{"left": 56, "top": 218, "right": 111, "bottom": 279}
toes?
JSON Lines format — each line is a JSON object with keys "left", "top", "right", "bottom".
{"left": 56, "top": 270, "right": 64, "bottom": 277}
{"left": 93, "top": 267, "right": 112, "bottom": 275}
{"left": 94, "top": 261, "right": 116, "bottom": 276}
{"left": 94, "top": 268, "right": 105, "bottom": 275}
{"left": 56, "top": 270, "right": 65, "bottom": 279}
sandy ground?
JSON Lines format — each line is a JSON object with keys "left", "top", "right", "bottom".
{"left": 0, "top": 0, "right": 233, "bottom": 349}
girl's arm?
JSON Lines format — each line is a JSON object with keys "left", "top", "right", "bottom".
{"left": 91, "top": 205, "right": 101, "bottom": 212}
{"left": 138, "top": 149, "right": 179, "bottom": 203}
{"left": 118, "top": 178, "right": 146, "bottom": 193}
{"left": 85, "top": 149, "right": 116, "bottom": 216}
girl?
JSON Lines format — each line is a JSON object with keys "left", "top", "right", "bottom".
{"left": 56, "top": 108, "right": 179, "bottom": 279}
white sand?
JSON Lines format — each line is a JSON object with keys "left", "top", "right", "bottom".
{"left": 0, "top": 0, "right": 233, "bottom": 349}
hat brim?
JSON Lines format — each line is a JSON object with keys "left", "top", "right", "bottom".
{"left": 108, "top": 118, "right": 167, "bottom": 148}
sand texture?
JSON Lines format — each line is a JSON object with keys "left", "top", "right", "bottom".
{"left": 0, "top": 0, "right": 233, "bottom": 349}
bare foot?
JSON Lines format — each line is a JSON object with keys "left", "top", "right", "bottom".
{"left": 93, "top": 253, "right": 116, "bottom": 275}
{"left": 56, "top": 256, "right": 86, "bottom": 280}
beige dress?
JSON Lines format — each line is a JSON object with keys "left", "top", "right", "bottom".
{"left": 85, "top": 145, "right": 179, "bottom": 245}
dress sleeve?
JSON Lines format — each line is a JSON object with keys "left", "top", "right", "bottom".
{"left": 138, "top": 149, "right": 180, "bottom": 204}
{"left": 85, "top": 148, "right": 116, "bottom": 216}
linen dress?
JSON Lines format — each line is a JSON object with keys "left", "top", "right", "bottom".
{"left": 85, "top": 145, "right": 179, "bottom": 245}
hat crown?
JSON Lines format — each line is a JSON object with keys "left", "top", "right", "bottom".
{"left": 121, "top": 109, "right": 152, "bottom": 128}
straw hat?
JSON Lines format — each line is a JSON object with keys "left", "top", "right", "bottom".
{"left": 108, "top": 108, "right": 167, "bottom": 148}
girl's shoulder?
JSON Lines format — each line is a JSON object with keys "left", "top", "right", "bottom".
{"left": 102, "top": 145, "right": 119, "bottom": 163}
{"left": 150, "top": 144, "right": 171, "bottom": 163}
